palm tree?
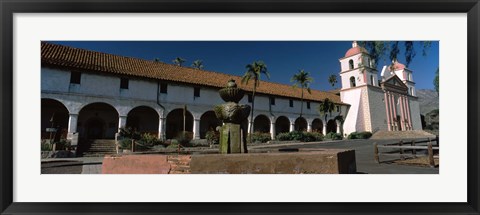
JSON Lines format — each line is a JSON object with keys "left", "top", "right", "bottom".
{"left": 191, "top": 60, "right": 204, "bottom": 69}
{"left": 173, "top": 57, "right": 186, "bottom": 66}
{"left": 241, "top": 61, "right": 269, "bottom": 142}
{"left": 328, "top": 74, "right": 338, "bottom": 88}
{"left": 318, "top": 98, "right": 335, "bottom": 128}
{"left": 291, "top": 69, "right": 313, "bottom": 118}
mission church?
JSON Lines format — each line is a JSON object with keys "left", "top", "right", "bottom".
{"left": 41, "top": 41, "right": 421, "bottom": 151}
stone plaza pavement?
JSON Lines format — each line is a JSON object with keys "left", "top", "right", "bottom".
{"left": 41, "top": 138, "right": 439, "bottom": 174}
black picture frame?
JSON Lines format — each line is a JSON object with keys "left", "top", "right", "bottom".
{"left": 1, "top": 0, "right": 479, "bottom": 214}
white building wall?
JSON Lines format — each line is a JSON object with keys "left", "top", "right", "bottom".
{"left": 367, "top": 87, "right": 388, "bottom": 133}
{"left": 340, "top": 87, "right": 363, "bottom": 135}
{"left": 409, "top": 99, "right": 422, "bottom": 130}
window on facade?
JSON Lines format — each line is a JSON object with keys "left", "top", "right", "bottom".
{"left": 349, "top": 59, "right": 354, "bottom": 70}
{"left": 194, "top": 87, "right": 200, "bottom": 97}
{"left": 350, "top": 76, "right": 356, "bottom": 87}
{"left": 120, "top": 78, "right": 129, "bottom": 89}
{"left": 70, "top": 71, "right": 81, "bottom": 84}
{"left": 160, "top": 83, "right": 168, "bottom": 94}
{"left": 289, "top": 99, "right": 293, "bottom": 107}
{"left": 307, "top": 102, "right": 311, "bottom": 109}
{"left": 270, "top": 97, "right": 275, "bottom": 105}
{"left": 370, "top": 75, "right": 374, "bottom": 86}
{"left": 248, "top": 94, "right": 253, "bottom": 103}
{"left": 337, "top": 106, "right": 340, "bottom": 112}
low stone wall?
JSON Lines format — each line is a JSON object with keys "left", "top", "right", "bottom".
{"left": 101, "top": 149, "right": 356, "bottom": 174}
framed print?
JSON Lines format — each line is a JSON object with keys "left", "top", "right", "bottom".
{"left": 1, "top": 0, "right": 479, "bottom": 214}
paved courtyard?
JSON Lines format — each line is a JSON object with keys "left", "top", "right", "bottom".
{"left": 41, "top": 138, "right": 438, "bottom": 174}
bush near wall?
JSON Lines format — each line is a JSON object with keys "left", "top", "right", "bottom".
{"left": 347, "top": 131, "right": 372, "bottom": 139}
{"left": 248, "top": 132, "right": 272, "bottom": 143}
{"left": 325, "top": 132, "right": 343, "bottom": 140}
{"left": 205, "top": 130, "right": 220, "bottom": 145}
{"left": 275, "top": 131, "right": 323, "bottom": 142}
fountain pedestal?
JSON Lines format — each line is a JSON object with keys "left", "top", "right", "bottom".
{"left": 214, "top": 79, "right": 250, "bottom": 154}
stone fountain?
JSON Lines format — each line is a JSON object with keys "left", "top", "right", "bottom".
{"left": 214, "top": 79, "right": 251, "bottom": 154}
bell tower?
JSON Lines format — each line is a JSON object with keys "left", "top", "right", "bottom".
{"left": 339, "top": 41, "right": 378, "bottom": 89}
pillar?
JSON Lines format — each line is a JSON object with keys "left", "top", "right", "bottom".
{"left": 158, "top": 117, "right": 165, "bottom": 140}
{"left": 118, "top": 115, "right": 127, "bottom": 132}
{"left": 67, "top": 113, "right": 78, "bottom": 133}
{"left": 384, "top": 92, "right": 391, "bottom": 131}
{"left": 322, "top": 121, "right": 327, "bottom": 135}
{"left": 399, "top": 97, "right": 405, "bottom": 131}
{"left": 290, "top": 122, "right": 295, "bottom": 132}
{"left": 193, "top": 118, "right": 200, "bottom": 139}
{"left": 307, "top": 123, "right": 312, "bottom": 132}
{"left": 248, "top": 119, "right": 252, "bottom": 134}
{"left": 336, "top": 121, "right": 340, "bottom": 134}
{"left": 270, "top": 121, "right": 275, "bottom": 140}
{"left": 390, "top": 93, "right": 397, "bottom": 131}
{"left": 405, "top": 97, "right": 412, "bottom": 130}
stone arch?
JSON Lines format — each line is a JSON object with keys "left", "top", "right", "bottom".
{"left": 326, "top": 119, "right": 337, "bottom": 133}
{"left": 41, "top": 98, "right": 69, "bottom": 140}
{"left": 126, "top": 106, "right": 159, "bottom": 136}
{"left": 350, "top": 76, "right": 356, "bottom": 87}
{"left": 311, "top": 118, "right": 323, "bottom": 133}
{"left": 349, "top": 59, "right": 354, "bottom": 69}
{"left": 294, "top": 117, "right": 308, "bottom": 131}
{"left": 200, "top": 110, "right": 222, "bottom": 139}
{"left": 253, "top": 114, "right": 271, "bottom": 133}
{"left": 275, "top": 116, "right": 290, "bottom": 134}
{"left": 166, "top": 108, "right": 194, "bottom": 139}
{"left": 78, "top": 102, "right": 119, "bottom": 140}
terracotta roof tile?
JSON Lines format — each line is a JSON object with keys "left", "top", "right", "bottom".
{"left": 41, "top": 42, "right": 345, "bottom": 105}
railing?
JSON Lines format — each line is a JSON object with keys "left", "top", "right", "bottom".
{"left": 373, "top": 137, "right": 439, "bottom": 167}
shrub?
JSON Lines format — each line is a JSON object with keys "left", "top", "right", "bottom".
{"left": 119, "top": 127, "right": 141, "bottom": 140}
{"left": 275, "top": 131, "right": 323, "bottom": 142}
{"left": 205, "top": 130, "right": 220, "bottom": 145}
{"left": 54, "top": 139, "right": 71, "bottom": 150}
{"left": 166, "top": 139, "right": 180, "bottom": 149}
{"left": 347, "top": 131, "right": 372, "bottom": 139}
{"left": 41, "top": 139, "right": 53, "bottom": 151}
{"left": 119, "top": 138, "right": 132, "bottom": 149}
{"left": 248, "top": 132, "right": 271, "bottom": 143}
{"left": 325, "top": 132, "right": 342, "bottom": 140}
{"left": 276, "top": 132, "right": 293, "bottom": 141}
{"left": 175, "top": 131, "right": 193, "bottom": 146}
{"left": 137, "top": 133, "right": 163, "bottom": 148}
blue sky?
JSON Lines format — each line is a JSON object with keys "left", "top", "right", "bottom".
{"left": 49, "top": 41, "right": 439, "bottom": 91}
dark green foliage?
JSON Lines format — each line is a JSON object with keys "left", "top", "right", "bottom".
{"left": 248, "top": 132, "right": 272, "bottom": 143}
{"left": 347, "top": 131, "right": 373, "bottom": 139}
{"left": 119, "top": 127, "right": 141, "bottom": 140}
{"left": 358, "top": 41, "right": 432, "bottom": 68}
{"left": 41, "top": 139, "right": 52, "bottom": 151}
{"left": 175, "top": 131, "right": 193, "bottom": 146}
{"left": 433, "top": 67, "right": 439, "bottom": 93}
{"left": 275, "top": 131, "right": 323, "bottom": 142}
{"left": 54, "top": 139, "right": 71, "bottom": 150}
{"left": 325, "top": 132, "right": 343, "bottom": 140}
{"left": 119, "top": 138, "right": 133, "bottom": 149}
{"left": 137, "top": 133, "right": 163, "bottom": 148}
{"left": 205, "top": 130, "right": 220, "bottom": 145}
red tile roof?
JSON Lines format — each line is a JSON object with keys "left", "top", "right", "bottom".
{"left": 41, "top": 42, "right": 344, "bottom": 104}
{"left": 344, "top": 46, "right": 368, "bottom": 58}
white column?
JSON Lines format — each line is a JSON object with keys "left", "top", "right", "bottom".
{"left": 270, "top": 122, "right": 275, "bottom": 140}
{"left": 158, "top": 117, "right": 165, "bottom": 140}
{"left": 307, "top": 123, "right": 312, "bottom": 132}
{"left": 322, "top": 122, "right": 327, "bottom": 135}
{"left": 399, "top": 97, "right": 405, "bottom": 131}
{"left": 336, "top": 121, "right": 341, "bottom": 133}
{"left": 118, "top": 115, "right": 127, "bottom": 132}
{"left": 289, "top": 123, "right": 295, "bottom": 132}
{"left": 67, "top": 114, "right": 78, "bottom": 133}
{"left": 247, "top": 119, "right": 253, "bottom": 134}
{"left": 193, "top": 118, "right": 200, "bottom": 139}
{"left": 384, "top": 92, "right": 391, "bottom": 131}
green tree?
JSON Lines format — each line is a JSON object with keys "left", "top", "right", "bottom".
{"left": 191, "top": 60, "right": 204, "bottom": 69}
{"left": 433, "top": 67, "right": 439, "bottom": 93}
{"left": 291, "top": 69, "right": 313, "bottom": 118}
{"left": 328, "top": 74, "right": 338, "bottom": 88}
{"left": 241, "top": 61, "right": 269, "bottom": 142}
{"left": 318, "top": 98, "right": 335, "bottom": 127}
{"left": 358, "top": 41, "right": 431, "bottom": 68}
{"left": 173, "top": 57, "right": 186, "bottom": 66}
